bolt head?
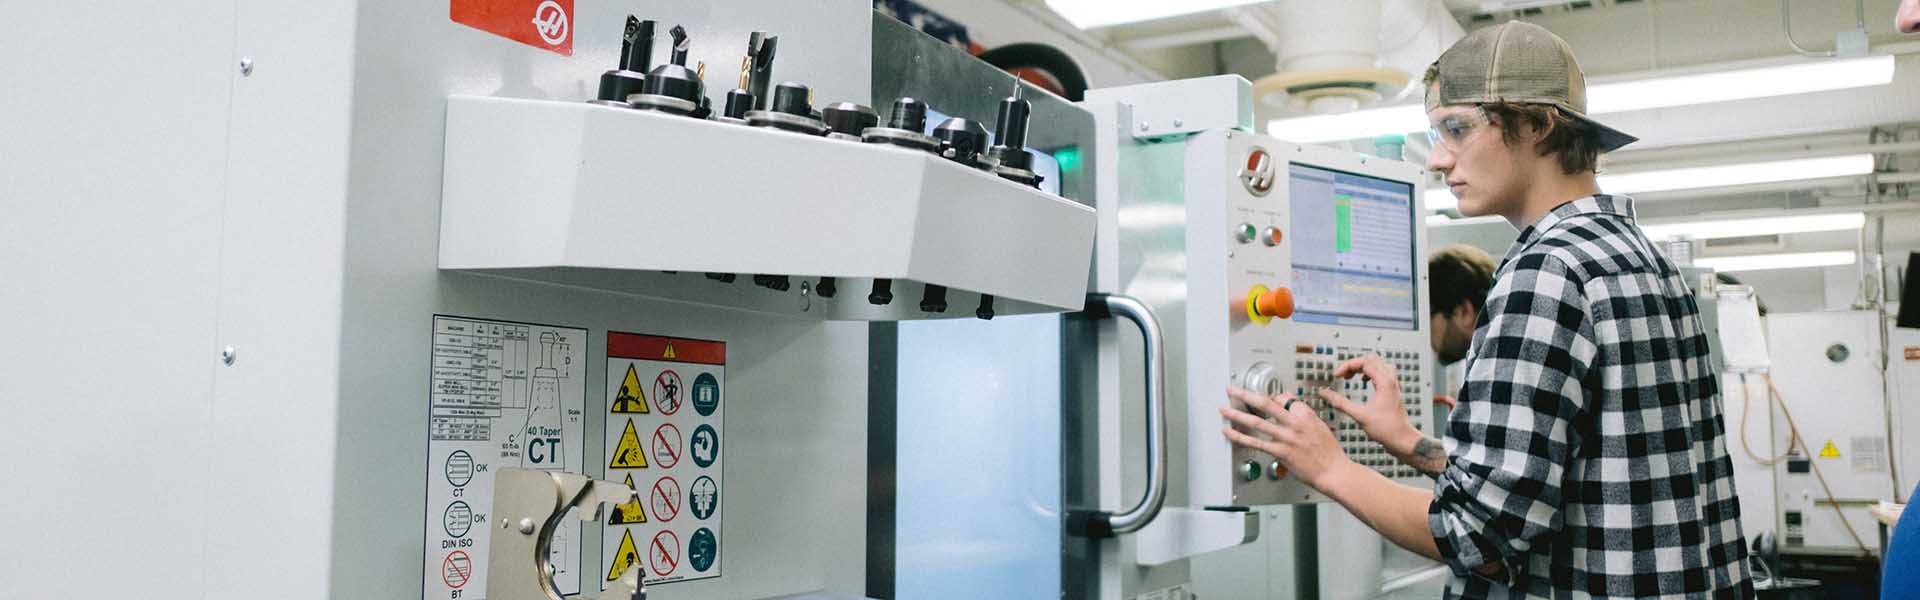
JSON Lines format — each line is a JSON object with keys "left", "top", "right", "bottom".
{"left": 518, "top": 518, "right": 536, "bottom": 534}
{"left": 1172, "top": 118, "right": 1183, "bottom": 127}
{"left": 1138, "top": 122, "right": 1149, "bottom": 131}
{"left": 220, "top": 345, "right": 237, "bottom": 365}
{"left": 239, "top": 57, "right": 253, "bottom": 76}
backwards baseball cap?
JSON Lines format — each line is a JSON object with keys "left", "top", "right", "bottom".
{"left": 1426, "top": 20, "right": 1636, "bottom": 153}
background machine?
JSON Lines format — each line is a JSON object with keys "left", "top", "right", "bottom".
{"left": 4, "top": 2, "right": 1440, "bottom": 599}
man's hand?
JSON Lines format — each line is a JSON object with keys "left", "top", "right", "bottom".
{"left": 1219, "top": 386, "right": 1354, "bottom": 489}
{"left": 1319, "top": 355, "right": 1420, "bottom": 457}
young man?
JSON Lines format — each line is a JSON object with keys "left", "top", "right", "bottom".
{"left": 1221, "top": 21, "right": 1751, "bottom": 598}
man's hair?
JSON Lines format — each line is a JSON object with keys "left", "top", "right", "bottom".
{"left": 1422, "top": 66, "right": 1603, "bottom": 174}
{"left": 1429, "top": 244, "right": 1498, "bottom": 317}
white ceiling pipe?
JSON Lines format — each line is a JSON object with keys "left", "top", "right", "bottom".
{"left": 1378, "top": 0, "right": 1465, "bottom": 92}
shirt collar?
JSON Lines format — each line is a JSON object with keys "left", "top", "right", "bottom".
{"left": 1502, "top": 194, "right": 1636, "bottom": 264}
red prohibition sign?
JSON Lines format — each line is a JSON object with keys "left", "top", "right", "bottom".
{"left": 651, "top": 476, "right": 682, "bottom": 522}
{"left": 649, "top": 530, "right": 681, "bottom": 576}
{"left": 654, "top": 370, "right": 683, "bottom": 415}
{"left": 442, "top": 550, "right": 472, "bottom": 589}
{"left": 652, "top": 423, "right": 683, "bottom": 468}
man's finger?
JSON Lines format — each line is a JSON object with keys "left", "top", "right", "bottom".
{"left": 1432, "top": 394, "right": 1458, "bottom": 409}
{"left": 1225, "top": 385, "right": 1271, "bottom": 409}
{"left": 1219, "top": 406, "right": 1285, "bottom": 438}
{"left": 1319, "top": 387, "right": 1359, "bottom": 415}
{"left": 1223, "top": 427, "right": 1281, "bottom": 456}
{"left": 1332, "top": 355, "right": 1400, "bottom": 393}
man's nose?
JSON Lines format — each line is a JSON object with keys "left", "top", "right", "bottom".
{"left": 1426, "top": 141, "right": 1454, "bottom": 173}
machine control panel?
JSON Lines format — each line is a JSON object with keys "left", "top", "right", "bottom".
{"left": 1211, "top": 133, "right": 1432, "bottom": 505}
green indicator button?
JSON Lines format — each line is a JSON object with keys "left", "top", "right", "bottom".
{"left": 1242, "top": 460, "right": 1263, "bottom": 481}
{"left": 1235, "top": 223, "right": 1258, "bottom": 243}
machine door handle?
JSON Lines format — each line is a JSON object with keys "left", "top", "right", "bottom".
{"left": 1068, "top": 293, "right": 1168, "bottom": 537}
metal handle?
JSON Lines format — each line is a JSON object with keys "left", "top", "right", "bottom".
{"left": 1068, "top": 293, "right": 1168, "bottom": 537}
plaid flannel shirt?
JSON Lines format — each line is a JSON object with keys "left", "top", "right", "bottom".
{"left": 1429, "top": 195, "right": 1752, "bottom": 599}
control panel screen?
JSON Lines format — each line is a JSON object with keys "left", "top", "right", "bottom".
{"left": 1286, "top": 163, "right": 1417, "bottom": 330}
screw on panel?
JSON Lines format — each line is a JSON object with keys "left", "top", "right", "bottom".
{"left": 1172, "top": 118, "right": 1183, "bottom": 127}
{"left": 518, "top": 518, "right": 536, "bottom": 534}
{"left": 239, "top": 57, "right": 253, "bottom": 76}
{"left": 1138, "top": 122, "right": 1149, "bottom": 131}
{"left": 221, "top": 345, "right": 237, "bottom": 365}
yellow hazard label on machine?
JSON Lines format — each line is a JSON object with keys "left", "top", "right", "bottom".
{"left": 609, "top": 474, "right": 647, "bottom": 525}
{"left": 606, "top": 529, "right": 640, "bottom": 582}
{"left": 609, "top": 420, "right": 649, "bottom": 469}
{"left": 610, "top": 365, "right": 650, "bottom": 414}
{"left": 1819, "top": 440, "right": 1842, "bottom": 458}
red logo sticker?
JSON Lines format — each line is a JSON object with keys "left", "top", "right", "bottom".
{"left": 451, "top": 0, "right": 573, "bottom": 56}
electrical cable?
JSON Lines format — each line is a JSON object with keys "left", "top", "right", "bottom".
{"left": 1762, "top": 373, "right": 1873, "bottom": 556}
{"left": 1738, "top": 373, "right": 1796, "bottom": 466}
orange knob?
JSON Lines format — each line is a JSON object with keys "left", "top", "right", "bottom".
{"left": 1255, "top": 287, "right": 1294, "bottom": 319}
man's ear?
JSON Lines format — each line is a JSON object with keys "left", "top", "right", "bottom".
{"left": 1452, "top": 301, "right": 1477, "bottom": 324}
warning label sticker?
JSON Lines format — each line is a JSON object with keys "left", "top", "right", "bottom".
{"left": 422, "top": 316, "right": 587, "bottom": 600}
{"left": 602, "top": 332, "right": 724, "bottom": 588}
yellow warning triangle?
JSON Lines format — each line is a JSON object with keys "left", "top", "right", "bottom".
{"left": 1820, "top": 440, "right": 1842, "bottom": 458}
{"left": 610, "top": 365, "right": 649, "bottom": 414}
{"left": 663, "top": 343, "right": 677, "bottom": 359}
{"left": 609, "top": 420, "right": 648, "bottom": 469}
{"left": 606, "top": 528, "right": 640, "bottom": 582}
{"left": 609, "top": 474, "right": 647, "bottom": 525}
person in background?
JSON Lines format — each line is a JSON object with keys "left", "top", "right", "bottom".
{"left": 1426, "top": 244, "right": 1497, "bottom": 409}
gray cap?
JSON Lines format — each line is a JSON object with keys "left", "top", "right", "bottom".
{"left": 1426, "top": 20, "right": 1636, "bottom": 153}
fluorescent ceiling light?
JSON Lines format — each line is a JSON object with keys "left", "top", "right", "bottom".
{"left": 1587, "top": 54, "right": 1895, "bottom": 113}
{"left": 1269, "top": 105, "right": 1427, "bottom": 145}
{"left": 1598, "top": 154, "right": 1873, "bottom": 195}
{"left": 1693, "top": 250, "right": 1856, "bottom": 272}
{"left": 1267, "top": 55, "right": 1896, "bottom": 143}
{"left": 1639, "top": 212, "right": 1865, "bottom": 241}
{"left": 1422, "top": 154, "right": 1874, "bottom": 211}
{"left": 1045, "top": 0, "right": 1266, "bottom": 29}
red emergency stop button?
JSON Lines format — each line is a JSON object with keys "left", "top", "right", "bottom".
{"left": 1245, "top": 285, "right": 1295, "bottom": 325}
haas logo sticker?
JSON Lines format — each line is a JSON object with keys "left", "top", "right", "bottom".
{"left": 451, "top": 0, "right": 574, "bottom": 56}
{"left": 531, "top": 0, "right": 569, "bottom": 46}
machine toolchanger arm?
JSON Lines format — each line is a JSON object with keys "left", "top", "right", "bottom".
{"left": 1069, "top": 293, "right": 1167, "bottom": 536}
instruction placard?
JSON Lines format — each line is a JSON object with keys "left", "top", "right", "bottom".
{"left": 422, "top": 316, "right": 587, "bottom": 600}
{"left": 602, "top": 332, "right": 725, "bottom": 587}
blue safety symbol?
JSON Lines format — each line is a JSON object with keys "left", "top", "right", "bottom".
{"left": 692, "top": 373, "right": 721, "bottom": 417}
{"left": 691, "top": 424, "right": 719, "bottom": 468}
{"left": 689, "top": 527, "right": 718, "bottom": 573}
{"left": 690, "top": 475, "right": 719, "bottom": 520}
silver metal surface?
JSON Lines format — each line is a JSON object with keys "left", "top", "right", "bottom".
{"left": 239, "top": 57, "right": 253, "bottom": 76}
{"left": 1097, "top": 293, "right": 1168, "bottom": 535}
{"left": 221, "top": 345, "right": 237, "bottom": 365}
{"left": 485, "top": 468, "right": 645, "bottom": 600}
{"left": 627, "top": 92, "right": 698, "bottom": 115}
{"left": 744, "top": 109, "right": 829, "bottom": 135}
{"left": 860, "top": 127, "right": 937, "bottom": 152}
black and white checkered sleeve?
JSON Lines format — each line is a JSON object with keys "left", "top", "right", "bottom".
{"left": 1428, "top": 251, "right": 1598, "bottom": 583}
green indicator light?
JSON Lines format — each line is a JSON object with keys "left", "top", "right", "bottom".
{"left": 1054, "top": 146, "right": 1081, "bottom": 172}
{"left": 1236, "top": 223, "right": 1257, "bottom": 243}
